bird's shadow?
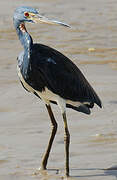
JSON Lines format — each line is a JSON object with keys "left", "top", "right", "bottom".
{"left": 104, "top": 165, "right": 117, "bottom": 179}
{"left": 109, "top": 100, "right": 117, "bottom": 105}
{"left": 70, "top": 166, "right": 117, "bottom": 179}
{"left": 34, "top": 166, "right": 117, "bottom": 179}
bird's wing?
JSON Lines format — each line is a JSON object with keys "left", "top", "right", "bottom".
{"left": 29, "top": 44, "right": 102, "bottom": 108}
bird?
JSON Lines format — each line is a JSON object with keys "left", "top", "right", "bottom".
{"left": 13, "top": 6, "right": 102, "bottom": 177}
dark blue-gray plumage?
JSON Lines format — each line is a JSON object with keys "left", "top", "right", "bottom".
{"left": 13, "top": 6, "right": 102, "bottom": 177}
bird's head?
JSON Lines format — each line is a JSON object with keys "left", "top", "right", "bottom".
{"left": 13, "top": 6, "right": 70, "bottom": 28}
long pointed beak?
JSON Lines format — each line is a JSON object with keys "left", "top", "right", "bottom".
{"left": 33, "top": 14, "right": 71, "bottom": 28}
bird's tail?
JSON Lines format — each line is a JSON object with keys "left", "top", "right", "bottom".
{"left": 66, "top": 104, "right": 91, "bottom": 114}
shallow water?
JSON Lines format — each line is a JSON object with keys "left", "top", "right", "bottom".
{"left": 0, "top": 0, "right": 117, "bottom": 179}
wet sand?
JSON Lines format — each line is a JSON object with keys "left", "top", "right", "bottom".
{"left": 0, "top": 0, "right": 117, "bottom": 179}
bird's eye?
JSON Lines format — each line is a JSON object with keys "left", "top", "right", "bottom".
{"left": 24, "top": 12, "right": 29, "bottom": 17}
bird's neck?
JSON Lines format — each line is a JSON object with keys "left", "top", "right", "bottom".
{"left": 15, "top": 22, "right": 33, "bottom": 51}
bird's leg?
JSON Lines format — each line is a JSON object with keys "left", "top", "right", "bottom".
{"left": 40, "top": 104, "right": 58, "bottom": 170}
{"left": 62, "top": 112, "right": 70, "bottom": 177}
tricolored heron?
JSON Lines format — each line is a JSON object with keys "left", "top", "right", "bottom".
{"left": 13, "top": 6, "right": 102, "bottom": 177}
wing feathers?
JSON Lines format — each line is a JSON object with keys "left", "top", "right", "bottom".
{"left": 29, "top": 43, "right": 102, "bottom": 108}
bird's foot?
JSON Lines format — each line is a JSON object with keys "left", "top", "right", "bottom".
{"left": 33, "top": 166, "right": 47, "bottom": 175}
{"left": 61, "top": 175, "right": 70, "bottom": 180}
{"left": 38, "top": 166, "right": 47, "bottom": 171}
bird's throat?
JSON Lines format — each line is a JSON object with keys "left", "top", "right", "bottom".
{"left": 19, "top": 23, "right": 27, "bottom": 33}
{"left": 17, "top": 22, "right": 33, "bottom": 50}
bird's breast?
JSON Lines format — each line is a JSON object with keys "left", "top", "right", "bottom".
{"left": 17, "top": 65, "right": 34, "bottom": 93}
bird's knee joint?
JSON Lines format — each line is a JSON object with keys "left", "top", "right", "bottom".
{"left": 51, "top": 122, "right": 58, "bottom": 131}
{"left": 64, "top": 131, "right": 70, "bottom": 142}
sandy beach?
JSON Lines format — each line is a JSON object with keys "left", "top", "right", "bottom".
{"left": 0, "top": 0, "right": 117, "bottom": 179}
